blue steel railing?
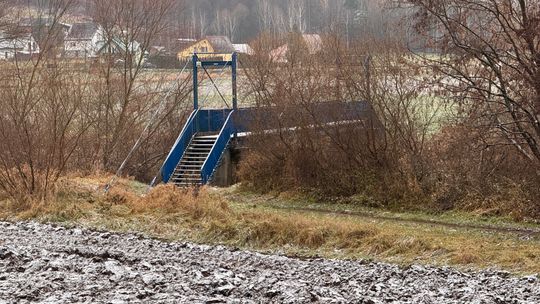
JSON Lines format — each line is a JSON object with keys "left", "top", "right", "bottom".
{"left": 160, "top": 109, "right": 199, "bottom": 183}
{"left": 200, "top": 110, "right": 235, "bottom": 184}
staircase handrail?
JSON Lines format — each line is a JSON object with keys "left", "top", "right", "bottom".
{"left": 160, "top": 109, "right": 199, "bottom": 183}
{"left": 201, "top": 110, "right": 235, "bottom": 184}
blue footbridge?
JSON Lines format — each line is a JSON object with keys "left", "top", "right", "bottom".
{"left": 157, "top": 52, "right": 377, "bottom": 186}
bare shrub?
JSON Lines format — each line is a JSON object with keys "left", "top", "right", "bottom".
{"left": 130, "top": 185, "right": 230, "bottom": 217}
{"left": 404, "top": 0, "right": 540, "bottom": 217}
{"left": 427, "top": 123, "right": 540, "bottom": 217}
{"left": 89, "top": 0, "right": 190, "bottom": 177}
{"left": 0, "top": 1, "right": 85, "bottom": 205}
{"left": 239, "top": 32, "right": 438, "bottom": 207}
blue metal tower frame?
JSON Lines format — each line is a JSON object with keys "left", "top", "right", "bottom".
{"left": 192, "top": 52, "right": 238, "bottom": 111}
{"left": 159, "top": 52, "right": 239, "bottom": 184}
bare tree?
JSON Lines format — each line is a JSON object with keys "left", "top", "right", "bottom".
{"left": 221, "top": 4, "right": 248, "bottom": 42}
{"left": 0, "top": 0, "right": 84, "bottom": 203}
{"left": 91, "top": 0, "right": 179, "bottom": 170}
{"left": 287, "top": 1, "right": 307, "bottom": 33}
{"left": 408, "top": 0, "right": 540, "bottom": 171}
{"left": 197, "top": 7, "right": 208, "bottom": 38}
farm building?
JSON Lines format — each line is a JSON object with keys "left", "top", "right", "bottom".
{"left": 177, "top": 36, "right": 235, "bottom": 61}
{"left": 64, "top": 22, "right": 100, "bottom": 58}
{"left": 20, "top": 17, "right": 70, "bottom": 58}
{"left": 0, "top": 32, "right": 39, "bottom": 60}
{"left": 95, "top": 36, "right": 145, "bottom": 62}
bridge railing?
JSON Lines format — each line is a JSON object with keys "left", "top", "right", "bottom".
{"left": 200, "top": 110, "right": 235, "bottom": 184}
{"left": 160, "top": 109, "right": 199, "bottom": 183}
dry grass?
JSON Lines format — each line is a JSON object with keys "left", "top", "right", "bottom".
{"left": 1, "top": 177, "right": 539, "bottom": 274}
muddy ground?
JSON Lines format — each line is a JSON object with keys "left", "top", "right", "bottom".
{"left": 0, "top": 221, "right": 538, "bottom": 303}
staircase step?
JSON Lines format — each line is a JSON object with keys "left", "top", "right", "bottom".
{"left": 180, "top": 162, "right": 205, "bottom": 166}
{"left": 184, "top": 153, "right": 208, "bottom": 159}
{"left": 193, "top": 138, "right": 217, "bottom": 142}
{"left": 172, "top": 178, "right": 201, "bottom": 184}
{"left": 191, "top": 143, "right": 215, "bottom": 146}
{"left": 172, "top": 171, "right": 200, "bottom": 177}
{"left": 187, "top": 146, "right": 212, "bottom": 152}
{"left": 176, "top": 169, "right": 201, "bottom": 173}
{"left": 172, "top": 183, "right": 202, "bottom": 186}
{"left": 172, "top": 177, "right": 201, "bottom": 181}
{"left": 195, "top": 135, "right": 218, "bottom": 139}
{"left": 186, "top": 151, "right": 210, "bottom": 155}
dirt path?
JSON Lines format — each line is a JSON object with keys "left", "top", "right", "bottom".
{"left": 227, "top": 191, "right": 540, "bottom": 238}
{"left": 0, "top": 221, "right": 538, "bottom": 303}
{"left": 268, "top": 205, "right": 540, "bottom": 237}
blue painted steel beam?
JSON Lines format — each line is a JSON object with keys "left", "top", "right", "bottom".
{"left": 200, "top": 61, "right": 233, "bottom": 67}
{"left": 192, "top": 54, "right": 198, "bottom": 110}
{"left": 232, "top": 52, "right": 238, "bottom": 111}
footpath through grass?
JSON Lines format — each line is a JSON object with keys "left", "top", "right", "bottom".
{"left": 1, "top": 176, "right": 539, "bottom": 275}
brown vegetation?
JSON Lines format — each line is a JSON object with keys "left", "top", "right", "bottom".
{"left": 236, "top": 8, "right": 540, "bottom": 219}
{"left": 0, "top": 0, "right": 192, "bottom": 206}
{"left": 2, "top": 177, "right": 538, "bottom": 274}
{"left": 0, "top": 1, "right": 539, "bottom": 228}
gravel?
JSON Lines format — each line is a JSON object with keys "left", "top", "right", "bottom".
{"left": 0, "top": 221, "right": 538, "bottom": 303}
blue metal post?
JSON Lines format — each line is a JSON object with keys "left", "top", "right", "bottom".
{"left": 192, "top": 54, "right": 198, "bottom": 110}
{"left": 231, "top": 52, "right": 238, "bottom": 139}
{"left": 232, "top": 52, "right": 237, "bottom": 110}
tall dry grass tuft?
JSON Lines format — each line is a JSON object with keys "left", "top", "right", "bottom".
{"left": 124, "top": 185, "right": 230, "bottom": 219}
{"left": 100, "top": 184, "right": 386, "bottom": 252}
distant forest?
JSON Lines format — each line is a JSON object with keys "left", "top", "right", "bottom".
{"left": 175, "top": 0, "right": 414, "bottom": 43}
{"left": 5, "top": 0, "right": 421, "bottom": 48}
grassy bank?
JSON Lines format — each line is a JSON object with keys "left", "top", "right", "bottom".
{"left": 1, "top": 176, "right": 539, "bottom": 274}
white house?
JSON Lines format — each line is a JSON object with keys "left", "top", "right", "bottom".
{"left": 64, "top": 22, "right": 145, "bottom": 63}
{"left": 64, "top": 22, "right": 100, "bottom": 58}
{"left": 233, "top": 43, "right": 254, "bottom": 55}
{"left": 0, "top": 32, "right": 40, "bottom": 60}
{"left": 95, "top": 35, "right": 145, "bottom": 62}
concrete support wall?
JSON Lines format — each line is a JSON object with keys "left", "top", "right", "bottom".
{"left": 208, "top": 138, "right": 248, "bottom": 187}
{"left": 210, "top": 148, "right": 234, "bottom": 187}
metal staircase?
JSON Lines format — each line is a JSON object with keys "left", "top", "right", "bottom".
{"left": 169, "top": 133, "right": 218, "bottom": 186}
